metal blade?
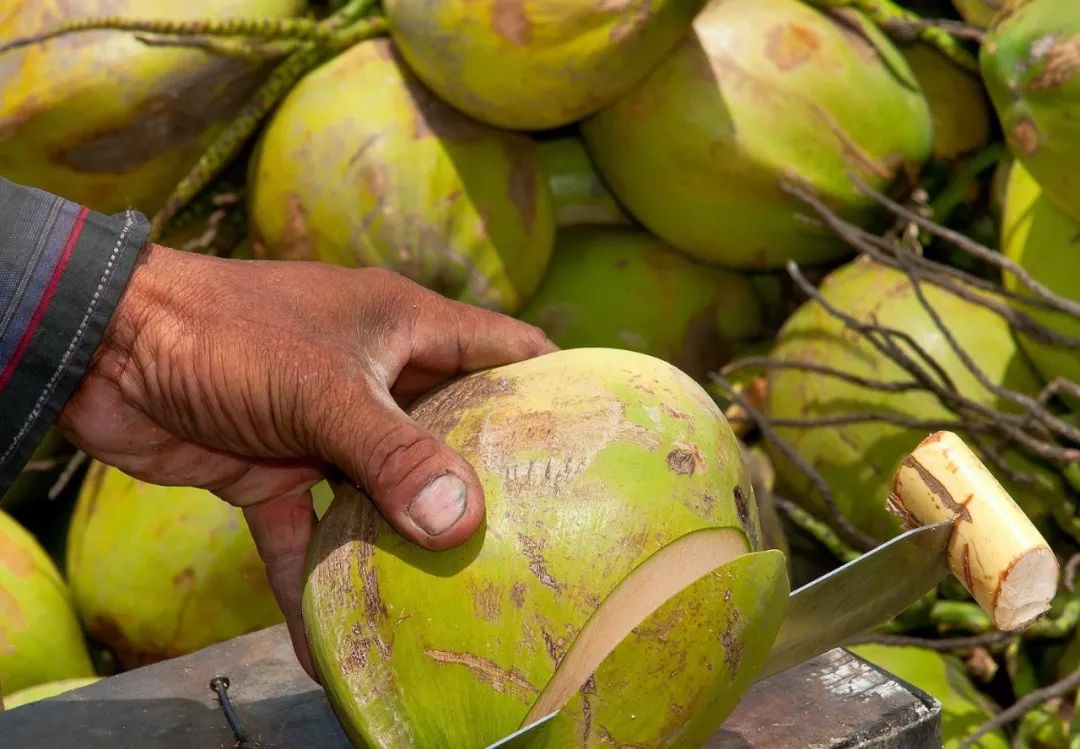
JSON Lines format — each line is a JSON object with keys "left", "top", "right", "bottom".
{"left": 484, "top": 711, "right": 560, "bottom": 749}
{"left": 756, "top": 520, "right": 954, "bottom": 682}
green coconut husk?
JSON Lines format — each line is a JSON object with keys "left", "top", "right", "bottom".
{"left": 1000, "top": 161, "right": 1080, "bottom": 410}
{"left": 2, "top": 676, "right": 102, "bottom": 710}
{"left": 247, "top": 37, "right": 555, "bottom": 315}
{"left": 981, "top": 0, "right": 1080, "bottom": 223}
{"left": 899, "top": 42, "right": 992, "bottom": 162}
{"left": 65, "top": 463, "right": 284, "bottom": 670}
{"left": 535, "top": 135, "right": 631, "bottom": 229}
{"left": 303, "top": 348, "right": 789, "bottom": 747}
{"left": 581, "top": 0, "right": 934, "bottom": 271}
{"left": 517, "top": 226, "right": 765, "bottom": 381}
{"left": 0, "top": 510, "right": 95, "bottom": 695}
{"left": 382, "top": 0, "right": 709, "bottom": 131}
{"left": 0, "top": 0, "right": 305, "bottom": 216}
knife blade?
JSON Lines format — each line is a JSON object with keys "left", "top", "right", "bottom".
{"left": 754, "top": 519, "right": 954, "bottom": 682}
{"left": 483, "top": 711, "right": 560, "bottom": 749}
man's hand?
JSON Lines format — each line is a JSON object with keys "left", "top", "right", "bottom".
{"left": 57, "top": 243, "right": 557, "bottom": 678}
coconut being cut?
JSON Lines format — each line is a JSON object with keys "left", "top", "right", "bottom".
{"left": 301, "top": 349, "right": 1057, "bottom": 748}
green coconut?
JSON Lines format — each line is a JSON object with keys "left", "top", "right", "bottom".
{"left": 1000, "top": 160, "right": 1080, "bottom": 405}
{"left": 65, "top": 463, "right": 284, "bottom": 670}
{"left": 2, "top": 676, "right": 101, "bottom": 710}
{"left": 952, "top": 0, "right": 1003, "bottom": 26}
{"left": 536, "top": 136, "right": 631, "bottom": 229}
{"left": 900, "top": 43, "right": 992, "bottom": 161}
{"left": 763, "top": 257, "right": 1054, "bottom": 541}
{"left": 0, "top": 510, "right": 94, "bottom": 695}
{"left": 248, "top": 38, "right": 554, "bottom": 315}
{"left": 981, "top": 0, "right": 1080, "bottom": 222}
{"left": 581, "top": 0, "right": 934, "bottom": 270}
{"left": 382, "top": 0, "right": 708, "bottom": 131}
{"left": 849, "top": 644, "right": 1009, "bottom": 748}
{"left": 517, "top": 226, "right": 765, "bottom": 380}
{"left": 0, "top": 0, "right": 304, "bottom": 216}
{"left": 303, "top": 348, "right": 789, "bottom": 748}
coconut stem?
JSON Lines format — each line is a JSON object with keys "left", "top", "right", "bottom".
{"left": 148, "top": 10, "right": 388, "bottom": 239}
{"left": 773, "top": 494, "right": 861, "bottom": 563}
{"left": 149, "top": 43, "right": 320, "bottom": 238}
{"left": 930, "top": 600, "right": 995, "bottom": 633}
{"left": 0, "top": 16, "right": 328, "bottom": 54}
{"left": 806, "top": 0, "right": 978, "bottom": 70}
{"left": 929, "top": 142, "right": 1006, "bottom": 230}
{"left": 890, "top": 432, "right": 1060, "bottom": 631}
{"left": 134, "top": 34, "right": 300, "bottom": 62}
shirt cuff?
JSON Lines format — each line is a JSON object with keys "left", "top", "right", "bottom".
{"left": 0, "top": 179, "right": 150, "bottom": 492}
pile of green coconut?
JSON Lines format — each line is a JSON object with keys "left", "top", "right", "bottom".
{"left": 4, "top": 0, "right": 1080, "bottom": 746}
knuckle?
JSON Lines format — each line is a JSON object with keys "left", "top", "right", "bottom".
{"left": 366, "top": 422, "right": 441, "bottom": 495}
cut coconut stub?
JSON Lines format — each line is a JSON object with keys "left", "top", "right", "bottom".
{"left": 888, "top": 431, "right": 1059, "bottom": 631}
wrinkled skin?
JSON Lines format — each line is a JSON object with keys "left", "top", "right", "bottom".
{"left": 0, "top": 0, "right": 303, "bottom": 215}
{"left": 304, "top": 348, "right": 787, "bottom": 748}
{"left": 249, "top": 38, "right": 554, "bottom": 315}
{"left": 383, "top": 0, "right": 709, "bottom": 130}
{"left": 981, "top": 0, "right": 1080, "bottom": 222}
{"left": 58, "top": 243, "right": 556, "bottom": 677}
{"left": 582, "top": 0, "right": 933, "bottom": 270}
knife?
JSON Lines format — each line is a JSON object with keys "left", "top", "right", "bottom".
{"left": 487, "top": 430, "right": 1058, "bottom": 748}
{"left": 754, "top": 518, "right": 953, "bottom": 681}
{"left": 485, "top": 520, "right": 954, "bottom": 748}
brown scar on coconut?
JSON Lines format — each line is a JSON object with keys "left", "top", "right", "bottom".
{"left": 887, "top": 431, "right": 1059, "bottom": 631}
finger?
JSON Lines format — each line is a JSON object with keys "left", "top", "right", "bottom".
{"left": 242, "top": 491, "right": 318, "bottom": 681}
{"left": 325, "top": 391, "right": 485, "bottom": 552}
{"left": 415, "top": 295, "right": 559, "bottom": 375}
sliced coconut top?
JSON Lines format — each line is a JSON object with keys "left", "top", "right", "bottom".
{"left": 523, "top": 526, "right": 755, "bottom": 723}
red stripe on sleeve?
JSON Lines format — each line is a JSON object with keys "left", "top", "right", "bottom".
{"left": 0, "top": 206, "right": 90, "bottom": 393}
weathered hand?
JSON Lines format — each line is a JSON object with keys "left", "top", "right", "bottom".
{"left": 58, "top": 243, "right": 556, "bottom": 677}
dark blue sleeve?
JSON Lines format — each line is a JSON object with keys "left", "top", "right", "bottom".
{"left": 0, "top": 177, "right": 150, "bottom": 493}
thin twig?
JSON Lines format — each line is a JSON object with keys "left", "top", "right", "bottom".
{"left": 783, "top": 181, "right": 1080, "bottom": 466}
{"left": 48, "top": 450, "right": 87, "bottom": 500}
{"left": 709, "top": 373, "right": 877, "bottom": 551}
{"left": 959, "top": 669, "right": 1080, "bottom": 749}
{"left": 846, "top": 171, "right": 1080, "bottom": 319}
{"left": 721, "top": 356, "right": 924, "bottom": 393}
{"left": 892, "top": 247, "right": 1080, "bottom": 450}
{"left": 761, "top": 413, "right": 972, "bottom": 431}
{"left": 1065, "top": 554, "right": 1080, "bottom": 593}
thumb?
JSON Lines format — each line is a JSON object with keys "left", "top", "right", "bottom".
{"left": 329, "top": 392, "right": 485, "bottom": 551}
